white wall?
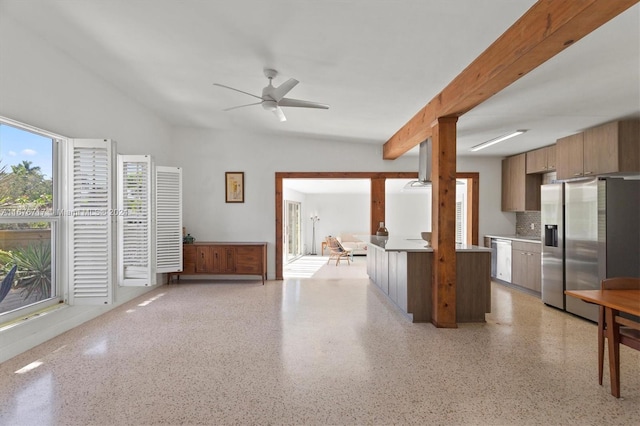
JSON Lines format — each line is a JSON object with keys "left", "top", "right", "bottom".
{"left": 386, "top": 191, "right": 430, "bottom": 238}
{"left": 0, "top": 19, "right": 172, "bottom": 165}
{"left": 0, "top": 17, "right": 174, "bottom": 362}
{"left": 304, "top": 193, "right": 369, "bottom": 253}
{"left": 283, "top": 187, "right": 306, "bottom": 204}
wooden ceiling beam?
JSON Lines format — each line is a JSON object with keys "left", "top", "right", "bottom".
{"left": 383, "top": 0, "right": 639, "bottom": 159}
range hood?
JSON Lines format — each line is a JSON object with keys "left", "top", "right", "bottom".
{"left": 404, "top": 138, "right": 432, "bottom": 189}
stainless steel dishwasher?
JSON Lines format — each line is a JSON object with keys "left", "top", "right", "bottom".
{"left": 494, "top": 239, "right": 512, "bottom": 282}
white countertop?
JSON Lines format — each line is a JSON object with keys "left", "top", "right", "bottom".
{"left": 484, "top": 235, "right": 541, "bottom": 243}
{"left": 359, "top": 235, "right": 491, "bottom": 253}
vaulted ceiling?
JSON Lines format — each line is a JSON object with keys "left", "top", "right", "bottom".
{"left": 2, "top": 0, "right": 638, "bottom": 157}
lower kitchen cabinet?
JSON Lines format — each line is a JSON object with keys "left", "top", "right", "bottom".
{"left": 171, "top": 242, "right": 267, "bottom": 284}
{"left": 511, "top": 241, "right": 541, "bottom": 293}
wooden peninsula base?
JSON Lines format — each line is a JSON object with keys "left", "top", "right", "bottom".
{"left": 365, "top": 237, "right": 491, "bottom": 323}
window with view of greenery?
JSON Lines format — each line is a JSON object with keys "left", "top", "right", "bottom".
{"left": 0, "top": 160, "right": 53, "bottom": 215}
{"left": 0, "top": 122, "right": 56, "bottom": 316}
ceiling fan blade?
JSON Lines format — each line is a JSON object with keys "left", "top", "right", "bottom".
{"left": 223, "top": 102, "right": 262, "bottom": 112}
{"left": 273, "top": 107, "right": 287, "bottom": 122}
{"left": 270, "top": 78, "right": 299, "bottom": 102}
{"left": 279, "top": 98, "right": 329, "bottom": 109}
{"left": 213, "top": 83, "right": 262, "bottom": 100}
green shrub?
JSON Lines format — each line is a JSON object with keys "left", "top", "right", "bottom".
{"left": 0, "top": 249, "right": 13, "bottom": 271}
{"left": 12, "top": 243, "right": 51, "bottom": 301}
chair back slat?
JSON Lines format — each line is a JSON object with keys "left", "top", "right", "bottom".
{"left": 601, "top": 277, "right": 640, "bottom": 291}
{"left": 597, "top": 276, "right": 640, "bottom": 393}
{"left": 616, "top": 316, "right": 640, "bottom": 331}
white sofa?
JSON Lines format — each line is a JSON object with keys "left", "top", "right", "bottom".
{"left": 336, "top": 233, "right": 368, "bottom": 255}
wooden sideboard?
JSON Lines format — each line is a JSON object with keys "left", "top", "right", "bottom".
{"left": 170, "top": 242, "right": 267, "bottom": 284}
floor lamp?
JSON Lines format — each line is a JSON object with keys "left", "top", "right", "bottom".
{"left": 310, "top": 215, "right": 320, "bottom": 255}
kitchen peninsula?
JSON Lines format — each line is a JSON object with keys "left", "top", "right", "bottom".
{"left": 364, "top": 236, "right": 491, "bottom": 323}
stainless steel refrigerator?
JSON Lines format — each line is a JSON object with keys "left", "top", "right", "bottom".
{"left": 541, "top": 183, "right": 564, "bottom": 310}
{"left": 564, "top": 177, "right": 640, "bottom": 321}
{"left": 541, "top": 177, "right": 640, "bottom": 321}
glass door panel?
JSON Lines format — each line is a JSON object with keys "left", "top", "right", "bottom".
{"left": 284, "top": 201, "right": 302, "bottom": 263}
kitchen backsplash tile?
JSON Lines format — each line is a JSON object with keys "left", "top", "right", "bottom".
{"left": 516, "top": 211, "right": 541, "bottom": 237}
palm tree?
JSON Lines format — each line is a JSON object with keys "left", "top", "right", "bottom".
{"left": 0, "top": 160, "right": 50, "bottom": 209}
{"left": 11, "top": 160, "right": 41, "bottom": 176}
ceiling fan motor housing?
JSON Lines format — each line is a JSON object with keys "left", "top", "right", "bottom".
{"left": 262, "top": 100, "right": 277, "bottom": 111}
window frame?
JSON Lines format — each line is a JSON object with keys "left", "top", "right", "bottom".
{"left": 0, "top": 117, "right": 62, "bottom": 324}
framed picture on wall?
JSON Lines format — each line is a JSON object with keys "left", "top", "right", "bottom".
{"left": 225, "top": 172, "right": 244, "bottom": 203}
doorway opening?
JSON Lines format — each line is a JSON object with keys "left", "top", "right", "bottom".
{"left": 275, "top": 172, "right": 479, "bottom": 279}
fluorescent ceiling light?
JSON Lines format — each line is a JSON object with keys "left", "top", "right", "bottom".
{"left": 469, "top": 130, "right": 527, "bottom": 152}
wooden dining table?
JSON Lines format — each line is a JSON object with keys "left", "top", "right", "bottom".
{"left": 565, "top": 289, "right": 640, "bottom": 398}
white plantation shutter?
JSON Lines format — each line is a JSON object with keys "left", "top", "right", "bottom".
{"left": 155, "top": 166, "right": 183, "bottom": 273}
{"left": 68, "top": 139, "right": 114, "bottom": 305}
{"left": 117, "top": 155, "right": 154, "bottom": 286}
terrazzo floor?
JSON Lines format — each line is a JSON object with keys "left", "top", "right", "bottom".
{"left": 0, "top": 267, "right": 639, "bottom": 425}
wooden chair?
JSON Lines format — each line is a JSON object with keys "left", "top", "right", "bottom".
{"left": 598, "top": 277, "right": 640, "bottom": 386}
{"left": 325, "top": 236, "right": 351, "bottom": 266}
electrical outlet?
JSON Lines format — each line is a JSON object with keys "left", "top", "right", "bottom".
{"left": 530, "top": 223, "right": 535, "bottom": 230}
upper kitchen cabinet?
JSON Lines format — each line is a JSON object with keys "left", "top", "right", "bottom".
{"left": 502, "top": 153, "right": 541, "bottom": 212}
{"left": 556, "top": 120, "right": 640, "bottom": 180}
{"left": 583, "top": 120, "right": 640, "bottom": 176}
{"left": 526, "top": 144, "right": 556, "bottom": 174}
{"left": 556, "top": 133, "right": 584, "bottom": 179}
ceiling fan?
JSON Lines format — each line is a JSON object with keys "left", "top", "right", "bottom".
{"left": 214, "top": 69, "right": 329, "bottom": 122}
